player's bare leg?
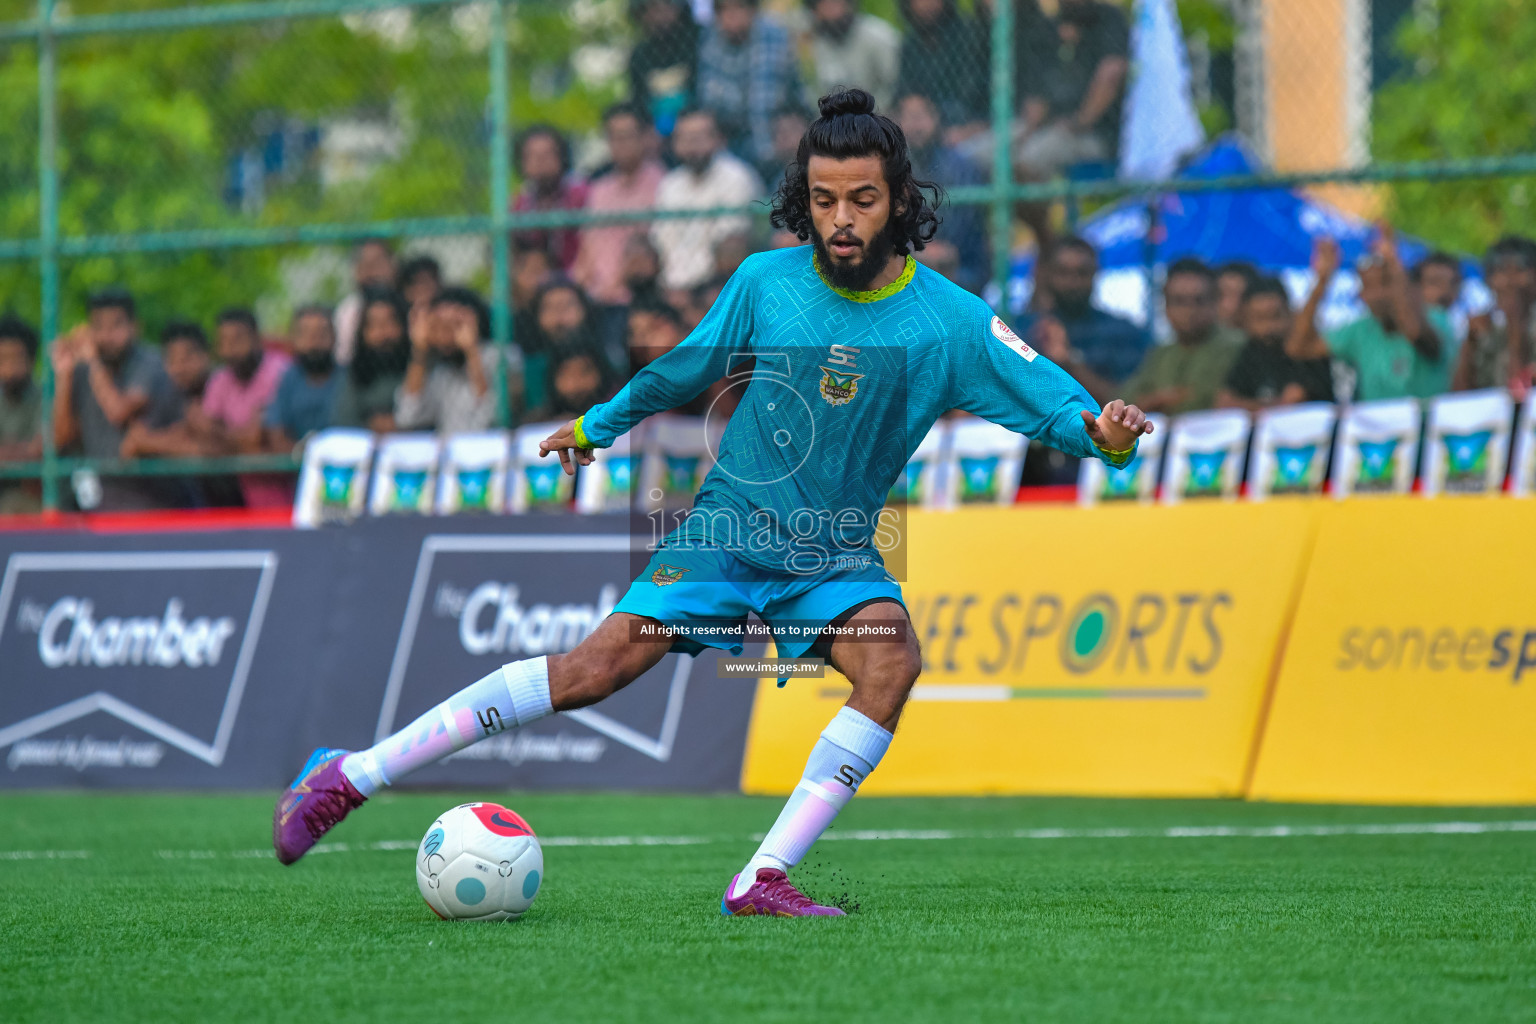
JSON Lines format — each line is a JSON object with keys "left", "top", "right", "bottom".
{"left": 723, "top": 600, "right": 920, "bottom": 916}
{"left": 274, "top": 613, "right": 673, "bottom": 864}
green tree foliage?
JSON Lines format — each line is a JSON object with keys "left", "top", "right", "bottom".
{"left": 1373, "top": 0, "right": 1536, "bottom": 255}
{"left": 0, "top": 0, "right": 622, "bottom": 336}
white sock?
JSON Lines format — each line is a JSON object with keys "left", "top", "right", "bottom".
{"left": 340, "top": 657, "right": 553, "bottom": 796}
{"left": 731, "top": 706, "right": 893, "bottom": 898}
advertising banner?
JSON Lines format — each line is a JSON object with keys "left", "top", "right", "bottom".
{"left": 1421, "top": 389, "right": 1513, "bottom": 497}
{"left": 1248, "top": 403, "right": 1336, "bottom": 500}
{"left": 942, "top": 419, "right": 1028, "bottom": 507}
{"left": 1330, "top": 398, "right": 1420, "bottom": 499}
{"left": 436, "top": 432, "right": 511, "bottom": 515}
{"left": 369, "top": 433, "right": 441, "bottom": 515}
{"left": 1248, "top": 498, "right": 1536, "bottom": 803}
{"left": 1511, "top": 393, "right": 1536, "bottom": 497}
{"left": 293, "top": 428, "right": 374, "bottom": 527}
{"left": 1160, "top": 409, "right": 1251, "bottom": 503}
{"left": 0, "top": 516, "right": 755, "bottom": 791}
{"left": 741, "top": 502, "right": 1319, "bottom": 797}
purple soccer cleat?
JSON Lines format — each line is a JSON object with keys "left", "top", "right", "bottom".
{"left": 721, "top": 868, "right": 846, "bottom": 917}
{"left": 273, "top": 747, "right": 367, "bottom": 865}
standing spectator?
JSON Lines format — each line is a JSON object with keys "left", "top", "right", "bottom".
{"left": 265, "top": 306, "right": 341, "bottom": 451}
{"left": 333, "top": 288, "right": 412, "bottom": 433}
{"left": 1124, "top": 259, "right": 1244, "bottom": 415}
{"left": 1016, "top": 0, "right": 1130, "bottom": 178}
{"left": 1287, "top": 232, "right": 1454, "bottom": 402}
{"left": 1023, "top": 236, "right": 1149, "bottom": 403}
{"left": 573, "top": 104, "right": 667, "bottom": 353}
{"left": 804, "top": 0, "right": 901, "bottom": 113}
{"left": 895, "top": 0, "right": 987, "bottom": 139}
{"left": 200, "top": 308, "right": 294, "bottom": 507}
{"left": 897, "top": 90, "right": 988, "bottom": 293}
{"left": 1455, "top": 235, "right": 1536, "bottom": 395}
{"left": 1214, "top": 261, "right": 1259, "bottom": 332}
{"left": 398, "top": 254, "right": 443, "bottom": 313}
{"left": 1217, "top": 276, "right": 1335, "bottom": 411}
{"left": 396, "top": 287, "right": 507, "bottom": 435}
{"left": 512, "top": 125, "right": 589, "bottom": 272}
{"left": 651, "top": 108, "right": 762, "bottom": 293}
{"left": 334, "top": 239, "right": 398, "bottom": 366}
{"left": 51, "top": 289, "right": 183, "bottom": 509}
{"left": 0, "top": 316, "right": 42, "bottom": 514}
{"left": 696, "top": 0, "right": 802, "bottom": 171}
{"left": 628, "top": 0, "right": 699, "bottom": 138}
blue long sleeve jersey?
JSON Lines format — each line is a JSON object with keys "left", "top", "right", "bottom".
{"left": 578, "top": 247, "right": 1131, "bottom": 574}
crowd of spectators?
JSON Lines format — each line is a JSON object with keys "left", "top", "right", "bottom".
{"left": 0, "top": 1, "right": 1532, "bottom": 511}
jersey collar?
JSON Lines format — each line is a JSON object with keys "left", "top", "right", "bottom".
{"left": 814, "top": 252, "right": 916, "bottom": 303}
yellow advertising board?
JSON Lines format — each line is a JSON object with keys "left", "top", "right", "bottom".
{"left": 1248, "top": 498, "right": 1536, "bottom": 804}
{"left": 741, "top": 502, "right": 1319, "bottom": 797}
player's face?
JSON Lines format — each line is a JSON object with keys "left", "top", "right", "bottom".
{"left": 807, "top": 154, "right": 896, "bottom": 290}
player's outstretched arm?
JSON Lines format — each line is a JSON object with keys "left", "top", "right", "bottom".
{"left": 538, "top": 418, "right": 597, "bottom": 477}
{"left": 1078, "top": 399, "right": 1153, "bottom": 464}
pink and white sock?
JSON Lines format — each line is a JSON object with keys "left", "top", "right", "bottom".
{"left": 340, "top": 657, "right": 553, "bottom": 796}
{"left": 731, "top": 706, "right": 893, "bottom": 898}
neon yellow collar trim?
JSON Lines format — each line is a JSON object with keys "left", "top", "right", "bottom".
{"left": 814, "top": 253, "right": 917, "bottom": 303}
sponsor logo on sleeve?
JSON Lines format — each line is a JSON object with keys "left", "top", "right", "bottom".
{"left": 990, "top": 316, "right": 1037, "bottom": 363}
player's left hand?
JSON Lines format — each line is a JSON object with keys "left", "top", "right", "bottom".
{"left": 1080, "top": 400, "right": 1152, "bottom": 451}
{"left": 538, "top": 419, "right": 596, "bottom": 476}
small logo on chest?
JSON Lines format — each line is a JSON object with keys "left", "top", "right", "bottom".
{"left": 819, "top": 366, "right": 865, "bottom": 406}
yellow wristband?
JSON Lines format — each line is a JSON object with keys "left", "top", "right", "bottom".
{"left": 1094, "top": 438, "right": 1138, "bottom": 466}
{"left": 572, "top": 415, "right": 591, "bottom": 450}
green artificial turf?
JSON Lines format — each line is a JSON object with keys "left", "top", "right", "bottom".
{"left": 1, "top": 792, "right": 1533, "bottom": 1023}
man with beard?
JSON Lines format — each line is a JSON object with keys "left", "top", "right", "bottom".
{"left": 511, "top": 125, "right": 589, "bottom": 273}
{"left": 264, "top": 306, "right": 342, "bottom": 451}
{"left": 651, "top": 107, "right": 762, "bottom": 295}
{"left": 1025, "top": 235, "right": 1149, "bottom": 404}
{"left": 1217, "top": 275, "right": 1335, "bottom": 411}
{"left": 395, "top": 286, "right": 509, "bottom": 435}
{"left": 1286, "top": 231, "right": 1454, "bottom": 402}
{"left": 52, "top": 289, "right": 183, "bottom": 509}
{"left": 117, "top": 322, "right": 235, "bottom": 506}
{"left": 0, "top": 316, "right": 43, "bottom": 514}
{"left": 695, "top": 0, "right": 801, "bottom": 169}
{"left": 197, "top": 308, "right": 294, "bottom": 506}
{"left": 802, "top": 0, "right": 901, "bottom": 113}
{"left": 896, "top": 90, "right": 987, "bottom": 293}
{"left": 275, "top": 90, "right": 1152, "bottom": 918}
{"left": 333, "top": 288, "right": 413, "bottom": 433}
{"left": 1016, "top": 0, "right": 1130, "bottom": 178}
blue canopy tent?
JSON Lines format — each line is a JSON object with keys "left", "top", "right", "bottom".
{"left": 1006, "top": 136, "right": 1487, "bottom": 335}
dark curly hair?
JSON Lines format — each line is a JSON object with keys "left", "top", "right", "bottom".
{"left": 769, "top": 88, "right": 942, "bottom": 257}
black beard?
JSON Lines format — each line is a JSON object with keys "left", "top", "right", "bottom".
{"left": 182, "top": 375, "right": 209, "bottom": 401}
{"left": 98, "top": 342, "right": 133, "bottom": 372}
{"left": 813, "top": 217, "right": 899, "bottom": 293}
{"left": 295, "top": 349, "right": 336, "bottom": 376}
{"left": 1054, "top": 293, "right": 1094, "bottom": 319}
{"left": 434, "top": 347, "right": 468, "bottom": 370}
{"left": 230, "top": 352, "right": 263, "bottom": 384}
{"left": 1, "top": 378, "right": 32, "bottom": 401}
{"left": 351, "top": 338, "right": 410, "bottom": 385}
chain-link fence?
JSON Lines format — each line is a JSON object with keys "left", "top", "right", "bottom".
{"left": 1, "top": 0, "right": 1535, "bottom": 512}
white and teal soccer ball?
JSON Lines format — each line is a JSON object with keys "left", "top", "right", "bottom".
{"left": 416, "top": 802, "right": 543, "bottom": 921}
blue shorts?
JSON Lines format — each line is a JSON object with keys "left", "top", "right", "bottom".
{"left": 613, "top": 545, "right": 906, "bottom": 660}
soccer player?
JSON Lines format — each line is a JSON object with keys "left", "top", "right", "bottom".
{"left": 274, "top": 89, "right": 1151, "bottom": 916}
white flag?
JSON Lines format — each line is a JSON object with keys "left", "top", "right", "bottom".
{"left": 1120, "top": 0, "right": 1206, "bottom": 181}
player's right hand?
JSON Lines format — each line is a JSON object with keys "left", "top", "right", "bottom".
{"left": 538, "top": 419, "right": 595, "bottom": 476}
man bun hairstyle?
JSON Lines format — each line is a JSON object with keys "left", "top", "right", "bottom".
{"left": 770, "top": 87, "right": 942, "bottom": 256}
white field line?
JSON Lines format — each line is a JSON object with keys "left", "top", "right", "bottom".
{"left": 55, "top": 819, "right": 1522, "bottom": 861}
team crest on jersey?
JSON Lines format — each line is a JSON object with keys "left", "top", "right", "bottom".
{"left": 989, "top": 316, "right": 1037, "bottom": 362}
{"left": 651, "top": 564, "right": 690, "bottom": 587}
{"left": 818, "top": 366, "right": 865, "bottom": 406}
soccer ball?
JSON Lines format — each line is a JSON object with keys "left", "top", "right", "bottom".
{"left": 416, "top": 802, "right": 543, "bottom": 921}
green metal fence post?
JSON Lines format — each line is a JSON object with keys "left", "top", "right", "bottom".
{"left": 489, "top": 0, "right": 513, "bottom": 429}
{"left": 989, "top": 0, "right": 1014, "bottom": 312}
{"left": 37, "top": 0, "right": 60, "bottom": 513}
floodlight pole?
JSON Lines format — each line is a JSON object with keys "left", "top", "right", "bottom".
{"left": 989, "top": 0, "right": 1014, "bottom": 310}
{"left": 37, "top": 0, "right": 60, "bottom": 513}
{"left": 489, "top": 0, "right": 513, "bottom": 428}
